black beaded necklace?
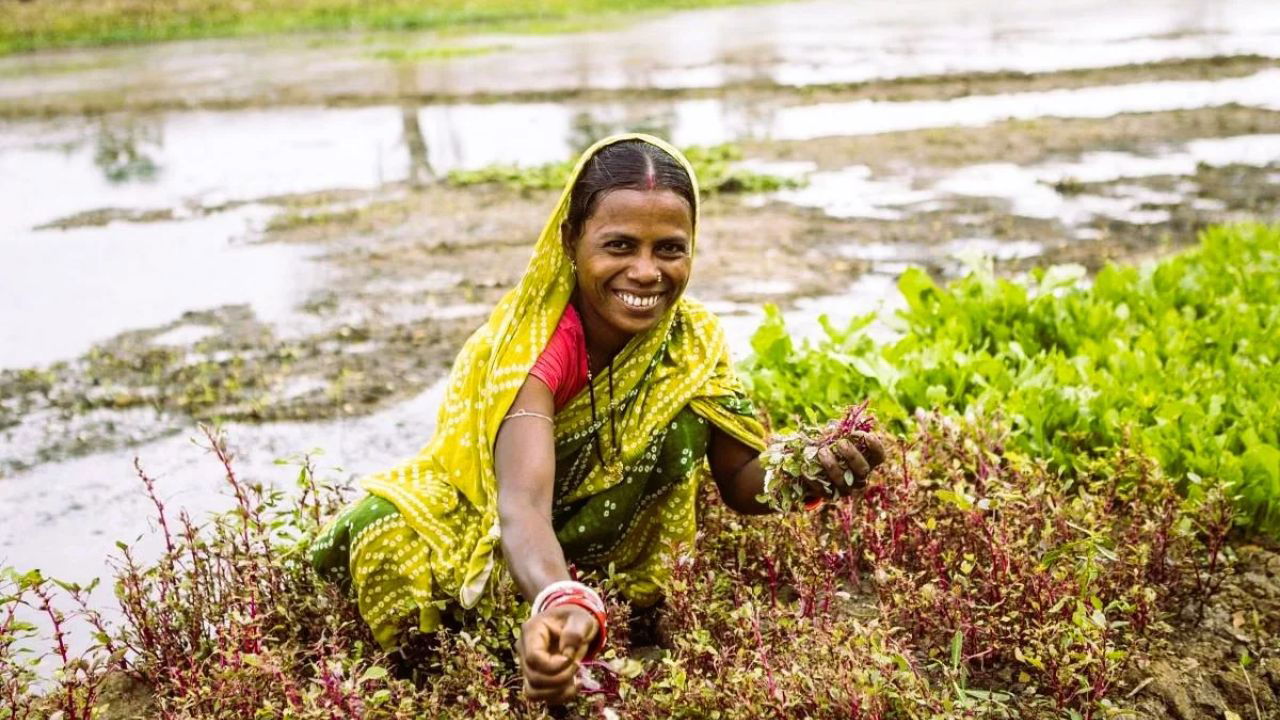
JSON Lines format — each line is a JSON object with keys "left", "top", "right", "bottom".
{"left": 583, "top": 330, "right": 618, "bottom": 467}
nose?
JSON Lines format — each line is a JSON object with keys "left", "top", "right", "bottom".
{"left": 627, "top": 250, "right": 663, "bottom": 285}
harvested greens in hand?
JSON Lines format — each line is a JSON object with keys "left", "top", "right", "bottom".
{"left": 758, "top": 402, "right": 877, "bottom": 510}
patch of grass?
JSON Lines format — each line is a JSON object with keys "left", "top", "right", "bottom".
{"left": 367, "top": 44, "right": 509, "bottom": 63}
{"left": 0, "top": 0, "right": 780, "bottom": 56}
{"left": 446, "top": 143, "right": 805, "bottom": 195}
{"left": 264, "top": 206, "right": 362, "bottom": 232}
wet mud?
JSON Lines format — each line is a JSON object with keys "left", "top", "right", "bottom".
{"left": 1127, "top": 542, "right": 1280, "bottom": 719}
{"left": 5, "top": 102, "right": 1277, "bottom": 478}
{"left": 4, "top": 52, "right": 1278, "bottom": 119}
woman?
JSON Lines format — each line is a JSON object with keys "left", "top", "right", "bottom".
{"left": 312, "top": 134, "right": 884, "bottom": 704}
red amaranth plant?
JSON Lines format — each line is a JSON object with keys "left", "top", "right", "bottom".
{"left": 0, "top": 569, "right": 116, "bottom": 720}
{"left": 759, "top": 402, "right": 877, "bottom": 510}
{"left": 1, "top": 413, "right": 1236, "bottom": 719}
{"left": 846, "top": 413, "right": 1234, "bottom": 718}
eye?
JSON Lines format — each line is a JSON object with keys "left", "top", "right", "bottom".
{"left": 659, "top": 242, "right": 688, "bottom": 256}
{"left": 604, "top": 238, "right": 632, "bottom": 251}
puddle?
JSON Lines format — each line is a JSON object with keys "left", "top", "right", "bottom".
{"left": 5, "top": 70, "right": 1274, "bottom": 234}
{"left": 422, "top": 70, "right": 1280, "bottom": 166}
{"left": 716, "top": 271, "right": 905, "bottom": 363}
{"left": 0, "top": 378, "right": 448, "bottom": 603}
{"left": 837, "top": 238, "right": 1046, "bottom": 264}
{"left": 933, "top": 133, "right": 1280, "bottom": 225}
{"left": 0, "top": 108, "right": 406, "bottom": 233}
{"left": 0, "top": 205, "right": 326, "bottom": 369}
{"left": 765, "top": 133, "right": 1280, "bottom": 227}
{"left": 8, "top": 72, "right": 1280, "bottom": 238}
{"left": 764, "top": 165, "right": 936, "bottom": 220}
{"left": 484, "top": 0, "right": 1280, "bottom": 91}
{"left": 761, "top": 70, "right": 1280, "bottom": 142}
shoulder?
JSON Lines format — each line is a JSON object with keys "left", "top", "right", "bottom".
{"left": 558, "top": 302, "right": 584, "bottom": 336}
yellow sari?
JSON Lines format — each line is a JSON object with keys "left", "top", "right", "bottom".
{"left": 311, "top": 134, "right": 765, "bottom": 649}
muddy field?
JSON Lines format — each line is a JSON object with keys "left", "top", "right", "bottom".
{"left": 4, "top": 101, "right": 1278, "bottom": 479}
{"left": 2, "top": 1, "right": 1280, "bottom": 716}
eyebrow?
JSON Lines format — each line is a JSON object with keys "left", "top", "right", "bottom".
{"left": 598, "top": 231, "right": 689, "bottom": 244}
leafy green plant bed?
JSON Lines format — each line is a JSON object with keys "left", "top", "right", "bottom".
{"left": 445, "top": 143, "right": 804, "bottom": 195}
{"left": 743, "top": 222, "right": 1280, "bottom": 536}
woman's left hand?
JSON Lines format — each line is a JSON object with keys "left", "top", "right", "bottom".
{"left": 811, "top": 430, "right": 886, "bottom": 500}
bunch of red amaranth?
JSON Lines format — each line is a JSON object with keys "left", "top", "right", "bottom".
{"left": 757, "top": 402, "right": 877, "bottom": 511}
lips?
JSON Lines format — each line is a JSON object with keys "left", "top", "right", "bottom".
{"left": 613, "top": 289, "right": 663, "bottom": 311}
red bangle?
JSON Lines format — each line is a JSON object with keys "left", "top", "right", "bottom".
{"left": 804, "top": 495, "right": 825, "bottom": 511}
{"left": 533, "top": 583, "right": 608, "bottom": 661}
{"left": 547, "top": 596, "right": 608, "bottom": 661}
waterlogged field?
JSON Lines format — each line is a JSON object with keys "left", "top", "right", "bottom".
{"left": 2, "top": 1, "right": 1280, "bottom": 718}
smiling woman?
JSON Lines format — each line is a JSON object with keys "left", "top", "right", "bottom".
{"left": 309, "top": 134, "right": 884, "bottom": 705}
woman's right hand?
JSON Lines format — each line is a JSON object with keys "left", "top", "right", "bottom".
{"left": 517, "top": 604, "right": 599, "bottom": 704}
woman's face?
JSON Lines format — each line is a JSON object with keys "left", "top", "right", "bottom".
{"left": 567, "top": 188, "right": 694, "bottom": 340}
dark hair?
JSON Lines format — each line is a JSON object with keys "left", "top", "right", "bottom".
{"left": 563, "top": 140, "right": 697, "bottom": 241}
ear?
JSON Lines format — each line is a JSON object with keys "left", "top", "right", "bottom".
{"left": 560, "top": 220, "right": 575, "bottom": 259}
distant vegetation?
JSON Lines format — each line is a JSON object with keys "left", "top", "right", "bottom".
{"left": 447, "top": 143, "right": 805, "bottom": 195}
{"left": 0, "top": 0, "right": 775, "bottom": 56}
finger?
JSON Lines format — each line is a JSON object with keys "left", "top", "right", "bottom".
{"left": 523, "top": 649, "right": 578, "bottom": 690}
{"left": 528, "top": 676, "right": 579, "bottom": 705}
{"left": 816, "top": 446, "right": 845, "bottom": 493}
{"left": 852, "top": 431, "right": 887, "bottom": 467}
{"left": 556, "top": 606, "right": 599, "bottom": 662}
{"left": 834, "top": 439, "right": 871, "bottom": 484}
{"left": 524, "top": 675, "right": 578, "bottom": 703}
{"left": 521, "top": 620, "right": 574, "bottom": 677}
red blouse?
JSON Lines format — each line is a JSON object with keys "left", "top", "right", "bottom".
{"left": 528, "top": 304, "right": 590, "bottom": 411}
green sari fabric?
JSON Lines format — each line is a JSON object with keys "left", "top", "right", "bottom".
{"left": 312, "top": 395, "right": 757, "bottom": 649}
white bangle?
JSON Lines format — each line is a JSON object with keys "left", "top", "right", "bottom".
{"left": 530, "top": 580, "right": 604, "bottom": 616}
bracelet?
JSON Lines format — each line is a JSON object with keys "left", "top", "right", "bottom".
{"left": 530, "top": 581, "right": 608, "bottom": 661}
{"left": 503, "top": 409, "right": 555, "bottom": 424}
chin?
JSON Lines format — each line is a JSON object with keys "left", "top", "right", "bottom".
{"left": 602, "top": 314, "right": 656, "bottom": 338}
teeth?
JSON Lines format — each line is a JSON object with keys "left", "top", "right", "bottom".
{"left": 617, "top": 291, "right": 660, "bottom": 309}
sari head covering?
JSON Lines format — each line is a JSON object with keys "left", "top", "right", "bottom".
{"left": 331, "top": 133, "right": 765, "bottom": 647}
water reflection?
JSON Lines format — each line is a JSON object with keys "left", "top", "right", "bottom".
{"left": 6, "top": 69, "right": 1279, "bottom": 235}
{"left": 395, "top": 64, "right": 434, "bottom": 188}
{"left": 92, "top": 117, "right": 162, "bottom": 184}
{"left": 566, "top": 108, "right": 677, "bottom": 155}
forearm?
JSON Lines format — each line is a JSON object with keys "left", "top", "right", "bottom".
{"left": 720, "top": 456, "right": 775, "bottom": 515}
{"left": 499, "top": 509, "right": 572, "bottom": 602}
{"left": 494, "top": 376, "right": 570, "bottom": 603}
{"left": 708, "top": 427, "right": 777, "bottom": 515}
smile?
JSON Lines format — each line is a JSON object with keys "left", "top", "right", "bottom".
{"left": 614, "top": 289, "right": 663, "bottom": 310}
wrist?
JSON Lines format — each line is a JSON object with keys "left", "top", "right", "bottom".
{"left": 531, "top": 580, "right": 608, "bottom": 661}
